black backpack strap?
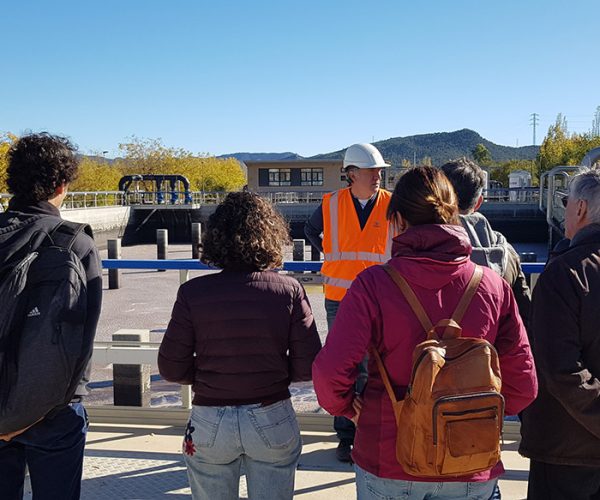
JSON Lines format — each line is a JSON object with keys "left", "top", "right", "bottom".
{"left": 47, "top": 221, "right": 90, "bottom": 251}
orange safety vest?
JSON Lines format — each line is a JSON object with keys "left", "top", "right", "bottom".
{"left": 321, "top": 188, "right": 393, "bottom": 301}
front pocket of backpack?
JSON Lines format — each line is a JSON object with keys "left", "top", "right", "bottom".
{"left": 433, "top": 393, "right": 503, "bottom": 475}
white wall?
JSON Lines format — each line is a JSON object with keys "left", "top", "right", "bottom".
{"left": 61, "top": 206, "right": 131, "bottom": 233}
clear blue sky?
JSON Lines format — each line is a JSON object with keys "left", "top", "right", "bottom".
{"left": 2, "top": 0, "right": 599, "bottom": 158}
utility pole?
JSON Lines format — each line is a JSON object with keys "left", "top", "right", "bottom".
{"left": 530, "top": 113, "right": 539, "bottom": 145}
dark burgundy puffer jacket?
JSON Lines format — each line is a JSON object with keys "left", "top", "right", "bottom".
{"left": 158, "top": 270, "right": 322, "bottom": 406}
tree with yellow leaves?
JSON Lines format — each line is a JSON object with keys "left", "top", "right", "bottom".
{"left": 69, "top": 157, "right": 124, "bottom": 192}
{"left": 0, "top": 134, "right": 17, "bottom": 193}
{"left": 538, "top": 114, "right": 600, "bottom": 173}
{"left": 116, "top": 137, "right": 246, "bottom": 192}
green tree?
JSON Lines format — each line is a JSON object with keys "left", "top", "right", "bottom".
{"left": 472, "top": 143, "right": 492, "bottom": 166}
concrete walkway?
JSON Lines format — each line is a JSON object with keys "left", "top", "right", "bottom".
{"left": 25, "top": 423, "right": 529, "bottom": 499}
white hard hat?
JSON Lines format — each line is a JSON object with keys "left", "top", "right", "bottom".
{"left": 343, "top": 143, "right": 391, "bottom": 170}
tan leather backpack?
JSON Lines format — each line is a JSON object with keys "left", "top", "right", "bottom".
{"left": 373, "top": 264, "right": 503, "bottom": 478}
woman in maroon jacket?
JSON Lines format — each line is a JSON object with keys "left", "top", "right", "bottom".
{"left": 159, "top": 192, "right": 321, "bottom": 500}
{"left": 313, "top": 167, "right": 537, "bottom": 500}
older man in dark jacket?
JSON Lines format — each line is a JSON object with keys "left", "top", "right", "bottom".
{"left": 520, "top": 168, "right": 600, "bottom": 499}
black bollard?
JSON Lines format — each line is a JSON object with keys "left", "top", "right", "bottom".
{"left": 191, "top": 223, "right": 201, "bottom": 260}
{"left": 310, "top": 244, "right": 321, "bottom": 262}
{"left": 157, "top": 229, "right": 168, "bottom": 272}
{"left": 293, "top": 239, "right": 305, "bottom": 261}
{"left": 108, "top": 238, "right": 121, "bottom": 289}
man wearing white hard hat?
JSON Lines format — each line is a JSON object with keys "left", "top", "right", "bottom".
{"left": 305, "top": 143, "right": 394, "bottom": 462}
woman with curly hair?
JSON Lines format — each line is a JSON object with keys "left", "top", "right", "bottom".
{"left": 158, "top": 191, "right": 321, "bottom": 500}
{"left": 313, "top": 167, "right": 537, "bottom": 499}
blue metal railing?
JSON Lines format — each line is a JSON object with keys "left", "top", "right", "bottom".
{"left": 101, "top": 259, "right": 545, "bottom": 275}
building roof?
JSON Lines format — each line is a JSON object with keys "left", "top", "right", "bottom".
{"left": 243, "top": 159, "right": 343, "bottom": 166}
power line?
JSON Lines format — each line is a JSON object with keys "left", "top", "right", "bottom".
{"left": 530, "top": 113, "right": 540, "bottom": 145}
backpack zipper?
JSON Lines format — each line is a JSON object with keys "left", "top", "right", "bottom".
{"left": 442, "top": 405, "right": 498, "bottom": 417}
{"left": 432, "top": 392, "right": 505, "bottom": 445}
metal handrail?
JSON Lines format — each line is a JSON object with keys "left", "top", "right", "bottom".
{"left": 544, "top": 166, "right": 580, "bottom": 233}
{"left": 101, "top": 258, "right": 545, "bottom": 275}
{"left": 102, "top": 258, "right": 324, "bottom": 272}
{"left": 483, "top": 187, "right": 539, "bottom": 203}
{"left": 1, "top": 187, "right": 544, "bottom": 212}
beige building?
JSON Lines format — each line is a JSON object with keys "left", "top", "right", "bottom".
{"left": 244, "top": 159, "right": 345, "bottom": 195}
{"left": 244, "top": 159, "right": 392, "bottom": 197}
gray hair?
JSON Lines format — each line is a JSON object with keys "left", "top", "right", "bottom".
{"left": 569, "top": 168, "right": 600, "bottom": 223}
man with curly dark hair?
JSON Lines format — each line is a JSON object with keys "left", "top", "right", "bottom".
{"left": 159, "top": 192, "right": 321, "bottom": 500}
{"left": 0, "top": 133, "right": 102, "bottom": 500}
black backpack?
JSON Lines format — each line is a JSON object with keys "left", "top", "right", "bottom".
{"left": 0, "top": 218, "right": 89, "bottom": 435}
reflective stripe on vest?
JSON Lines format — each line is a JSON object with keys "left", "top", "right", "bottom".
{"left": 325, "top": 190, "right": 393, "bottom": 264}
{"left": 322, "top": 275, "right": 354, "bottom": 289}
{"left": 321, "top": 188, "right": 393, "bottom": 298}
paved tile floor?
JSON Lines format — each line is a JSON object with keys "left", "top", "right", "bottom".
{"left": 24, "top": 423, "right": 529, "bottom": 499}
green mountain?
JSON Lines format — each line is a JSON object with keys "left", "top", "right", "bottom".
{"left": 312, "top": 129, "right": 539, "bottom": 165}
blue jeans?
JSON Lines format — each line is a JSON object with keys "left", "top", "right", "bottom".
{"left": 0, "top": 403, "right": 88, "bottom": 500}
{"left": 355, "top": 464, "right": 498, "bottom": 500}
{"left": 326, "top": 298, "right": 368, "bottom": 443}
{"left": 183, "top": 398, "right": 301, "bottom": 500}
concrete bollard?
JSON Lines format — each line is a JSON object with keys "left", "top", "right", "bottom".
{"left": 157, "top": 229, "right": 168, "bottom": 272}
{"left": 179, "top": 269, "right": 190, "bottom": 285}
{"left": 293, "top": 239, "right": 305, "bottom": 261}
{"left": 112, "top": 329, "right": 151, "bottom": 407}
{"left": 191, "top": 223, "right": 201, "bottom": 260}
{"left": 107, "top": 238, "right": 121, "bottom": 290}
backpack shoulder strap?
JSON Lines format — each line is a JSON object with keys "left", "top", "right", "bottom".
{"left": 382, "top": 264, "right": 433, "bottom": 332}
{"left": 371, "top": 348, "right": 400, "bottom": 405}
{"left": 47, "top": 221, "right": 89, "bottom": 251}
{"left": 451, "top": 265, "right": 483, "bottom": 324}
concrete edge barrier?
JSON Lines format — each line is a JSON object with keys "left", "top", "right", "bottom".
{"left": 86, "top": 406, "right": 522, "bottom": 441}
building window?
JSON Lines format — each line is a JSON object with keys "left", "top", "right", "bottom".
{"left": 301, "top": 168, "right": 324, "bottom": 186}
{"left": 268, "top": 169, "right": 291, "bottom": 186}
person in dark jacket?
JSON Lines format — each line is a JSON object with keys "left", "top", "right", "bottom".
{"left": 313, "top": 166, "right": 537, "bottom": 499}
{"left": 0, "top": 133, "right": 102, "bottom": 500}
{"left": 158, "top": 192, "right": 322, "bottom": 500}
{"left": 520, "top": 168, "right": 600, "bottom": 500}
{"left": 441, "top": 158, "right": 531, "bottom": 325}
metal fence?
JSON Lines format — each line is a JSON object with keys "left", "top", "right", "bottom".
{"left": 483, "top": 187, "right": 539, "bottom": 203}
{"left": 0, "top": 187, "right": 543, "bottom": 212}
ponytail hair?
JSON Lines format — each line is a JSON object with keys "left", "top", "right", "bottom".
{"left": 387, "top": 166, "right": 459, "bottom": 226}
